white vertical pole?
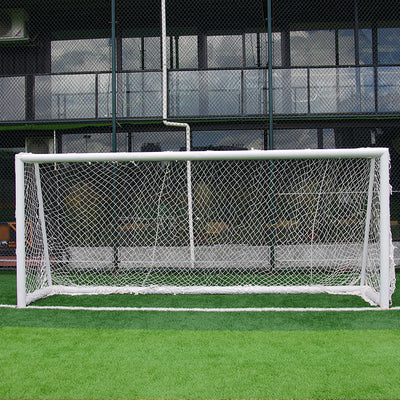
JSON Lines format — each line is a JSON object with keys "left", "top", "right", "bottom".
{"left": 161, "top": 0, "right": 168, "bottom": 122}
{"left": 161, "top": 0, "right": 195, "bottom": 267}
{"left": 360, "top": 158, "right": 375, "bottom": 286}
{"left": 15, "top": 155, "right": 26, "bottom": 308}
{"left": 34, "top": 163, "right": 52, "bottom": 286}
{"left": 379, "top": 149, "right": 391, "bottom": 309}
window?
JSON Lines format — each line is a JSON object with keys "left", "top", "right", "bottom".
{"left": 61, "top": 132, "right": 128, "bottom": 153}
{"left": 323, "top": 129, "right": 335, "bottom": 148}
{"left": 0, "top": 76, "right": 25, "bottom": 121}
{"left": 290, "top": 30, "right": 336, "bottom": 66}
{"left": 51, "top": 39, "right": 111, "bottom": 73}
{"left": 123, "top": 37, "right": 161, "bottom": 70}
{"left": 122, "top": 35, "right": 198, "bottom": 71}
{"left": 207, "top": 33, "right": 282, "bottom": 69}
{"left": 274, "top": 129, "right": 318, "bottom": 149}
{"left": 207, "top": 35, "right": 243, "bottom": 68}
{"left": 244, "top": 32, "right": 282, "bottom": 67}
{"left": 377, "top": 66, "right": 400, "bottom": 112}
{"left": 35, "top": 74, "right": 96, "bottom": 120}
{"left": 168, "top": 35, "right": 198, "bottom": 69}
{"left": 359, "top": 29, "right": 373, "bottom": 65}
{"left": 338, "top": 29, "right": 355, "bottom": 65}
{"left": 378, "top": 27, "right": 400, "bottom": 65}
{"left": 128, "top": 131, "right": 186, "bottom": 152}
{"left": 62, "top": 131, "right": 184, "bottom": 153}
{"left": 192, "top": 130, "right": 264, "bottom": 151}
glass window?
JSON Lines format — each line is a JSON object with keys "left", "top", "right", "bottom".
{"left": 338, "top": 29, "right": 355, "bottom": 65}
{"left": 123, "top": 37, "right": 161, "bottom": 71}
{"left": 169, "top": 70, "right": 242, "bottom": 117}
{"left": 169, "top": 70, "right": 201, "bottom": 117}
{"left": 244, "top": 33, "right": 260, "bottom": 67}
{"left": 323, "top": 129, "right": 335, "bottom": 148}
{"left": 168, "top": 35, "right": 198, "bottom": 69}
{"left": 207, "top": 35, "right": 243, "bottom": 68}
{"left": 122, "top": 37, "right": 143, "bottom": 70}
{"left": 61, "top": 132, "right": 128, "bottom": 153}
{"left": 290, "top": 30, "right": 335, "bottom": 66}
{"left": 35, "top": 74, "right": 96, "bottom": 120}
{"left": 192, "top": 130, "right": 264, "bottom": 151}
{"left": 272, "top": 69, "right": 308, "bottom": 114}
{"left": 205, "top": 70, "right": 242, "bottom": 115}
{"left": 0, "top": 76, "right": 25, "bottom": 121}
{"left": 274, "top": 129, "right": 318, "bottom": 149}
{"left": 359, "top": 29, "right": 373, "bottom": 65}
{"left": 309, "top": 67, "right": 375, "bottom": 114}
{"left": 378, "top": 28, "right": 400, "bottom": 65}
{"left": 129, "top": 131, "right": 185, "bottom": 152}
{"left": 121, "top": 72, "right": 162, "bottom": 118}
{"left": 143, "top": 37, "right": 161, "bottom": 70}
{"left": 123, "top": 35, "right": 198, "bottom": 71}
{"left": 377, "top": 66, "right": 400, "bottom": 112}
{"left": 244, "top": 32, "right": 282, "bottom": 67}
{"left": 243, "top": 69, "right": 267, "bottom": 115}
{"left": 51, "top": 39, "right": 111, "bottom": 73}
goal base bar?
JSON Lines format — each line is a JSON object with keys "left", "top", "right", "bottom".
{"left": 25, "top": 284, "right": 384, "bottom": 308}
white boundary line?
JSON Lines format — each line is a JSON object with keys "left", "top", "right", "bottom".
{"left": 1, "top": 304, "right": 400, "bottom": 312}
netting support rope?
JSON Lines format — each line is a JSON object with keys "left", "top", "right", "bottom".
{"left": 34, "top": 163, "right": 52, "bottom": 286}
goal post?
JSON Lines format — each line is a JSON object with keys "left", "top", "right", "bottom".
{"left": 15, "top": 148, "right": 395, "bottom": 308}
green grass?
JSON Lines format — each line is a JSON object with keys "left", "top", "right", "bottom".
{"left": 1, "top": 270, "right": 400, "bottom": 399}
{"left": 0, "top": 270, "right": 16, "bottom": 305}
{"left": 1, "top": 327, "right": 400, "bottom": 399}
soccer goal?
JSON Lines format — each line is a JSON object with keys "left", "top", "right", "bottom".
{"left": 15, "top": 148, "right": 395, "bottom": 308}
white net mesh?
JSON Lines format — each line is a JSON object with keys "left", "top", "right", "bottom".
{"left": 20, "top": 150, "right": 395, "bottom": 305}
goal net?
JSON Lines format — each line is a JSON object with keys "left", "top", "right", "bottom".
{"left": 16, "top": 148, "right": 395, "bottom": 308}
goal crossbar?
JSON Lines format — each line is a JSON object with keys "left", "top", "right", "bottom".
{"left": 15, "top": 148, "right": 391, "bottom": 164}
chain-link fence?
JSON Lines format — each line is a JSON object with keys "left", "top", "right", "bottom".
{"left": 1, "top": 0, "right": 400, "bottom": 262}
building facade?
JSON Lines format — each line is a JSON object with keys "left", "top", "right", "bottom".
{"left": 0, "top": 0, "right": 400, "bottom": 241}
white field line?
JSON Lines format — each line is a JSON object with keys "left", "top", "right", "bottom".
{"left": 1, "top": 304, "right": 400, "bottom": 312}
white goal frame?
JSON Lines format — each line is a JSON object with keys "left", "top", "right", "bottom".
{"left": 15, "top": 148, "right": 395, "bottom": 308}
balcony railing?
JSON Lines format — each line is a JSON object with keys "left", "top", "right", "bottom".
{"left": 0, "top": 66, "right": 400, "bottom": 122}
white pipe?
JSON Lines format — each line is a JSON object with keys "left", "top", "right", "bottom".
{"left": 161, "top": 0, "right": 168, "bottom": 121}
{"left": 161, "top": 0, "right": 195, "bottom": 267}
{"left": 161, "top": 0, "right": 191, "bottom": 150}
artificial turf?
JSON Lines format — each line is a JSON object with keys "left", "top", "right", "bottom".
{"left": 1, "top": 327, "right": 400, "bottom": 399}
{"left": 1, "top": 270, "right": 400, "bottom": 399}
{"left": 0, "top": 270, "right": 15, "bottom": 305}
